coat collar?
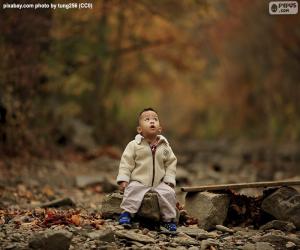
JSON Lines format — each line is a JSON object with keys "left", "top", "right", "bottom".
{"left": 134, "top": 134, "right": 169, "bottom": 145}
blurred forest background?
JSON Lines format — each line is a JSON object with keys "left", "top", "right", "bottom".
{"left": 0, "top": 0, "right": 300, "bottom": 157}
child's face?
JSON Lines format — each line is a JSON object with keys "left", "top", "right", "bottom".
{"left": 137, "top": 110, "right": 162, "bottom": 138}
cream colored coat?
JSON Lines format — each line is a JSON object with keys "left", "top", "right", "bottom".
{"left": 116, "top": 134, "right": 177, "bottom": 187}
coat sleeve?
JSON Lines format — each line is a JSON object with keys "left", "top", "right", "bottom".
{"left": 163, "top": 146, "right": 177, "bottom": 186}
{"left": 116, "top": 141, "right": 135, "bottom": 184}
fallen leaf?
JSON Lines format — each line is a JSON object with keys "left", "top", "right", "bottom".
{"left": 70, "top": 214, "right": 81, "bottom": 226}
{"left": 42, "top": 186, "right": 55, "bottom": 197}
{"left": 90, "top": 219, "right": 104, "bottom": 229}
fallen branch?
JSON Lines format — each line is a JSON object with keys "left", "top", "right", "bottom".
{"left": 181, "top": 180, "right": 300, "bottom": 192}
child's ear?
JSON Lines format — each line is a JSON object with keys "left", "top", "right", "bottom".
{"left": 137, "top": 126, "right": 142, "bottom": 134}
{"left": 158, "top": 126, "right": 162, "bottom": 134}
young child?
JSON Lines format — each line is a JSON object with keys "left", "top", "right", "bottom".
{"left": 116, "top": 108, "right": 177, "bottom": 231}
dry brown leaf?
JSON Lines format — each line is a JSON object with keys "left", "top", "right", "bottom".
{"left": 90, "top": 219, "right": 104, "bottom": 229}
{"left": 70, "top": 214, "right": 81, "bottom": 226}
{"left": 42, "top": 186, "right": 55, "bottom": 197}
{"left": 231, "top": 204, "right": 243, "bottom": 215}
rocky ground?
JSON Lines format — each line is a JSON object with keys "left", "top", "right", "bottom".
{"left": 0, "top": 141, "right": 300, "bottom": 249}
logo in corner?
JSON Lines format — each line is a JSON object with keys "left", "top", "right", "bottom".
{"left": 269, "top": 1, "right": 298, "bottom": 15}
{"left": 271, "top": 3, "right": 278, "bottom": 13}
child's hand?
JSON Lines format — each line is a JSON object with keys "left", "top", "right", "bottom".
{"left": 119, "top": 181, "right": 129, "bottom": 192}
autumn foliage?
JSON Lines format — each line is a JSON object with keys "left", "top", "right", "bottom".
{"left": 0, "top": 0, "right": 299, "bottom": 156}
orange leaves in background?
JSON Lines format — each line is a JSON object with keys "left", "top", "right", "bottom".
{"left": 1, "top": 208, "right": 104, "bottom": 229}
{"left": 2, "top": 0, "right": 300, "bottom": 155}
{"left": 41, "top": 209, "right": 104, "bottom": 228}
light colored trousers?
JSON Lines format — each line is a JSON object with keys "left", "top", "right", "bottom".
{"left": 120, "top": 181, "right": 177, "bottom": 222}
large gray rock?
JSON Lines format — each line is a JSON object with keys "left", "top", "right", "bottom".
{"left": 185, "top": 191, "right": 230, "bottom": 230}
{"left": 100, "top": 192, "right": 123, "bottom": 218}
{"left": 261, "top": 187, "right": 300, "bottom": 228}
{"left": 101, "top": 191, "right": 160, "bottom": 221}
{"left": 29, "top": 229, "right": 72, "bottom": 250}
{"left": 138, "top": 192, "right": 161, "bottom": 221}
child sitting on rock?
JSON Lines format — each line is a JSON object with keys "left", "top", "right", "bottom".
{"left": 116, "top": 108, "right": 177, "bottom": 231}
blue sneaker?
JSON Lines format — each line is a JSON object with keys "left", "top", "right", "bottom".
{"left": 119, "top": 212, "right": 131, "bottom": 227}
{"left": 161, "top": 222, "right": 177, "bottom": 231}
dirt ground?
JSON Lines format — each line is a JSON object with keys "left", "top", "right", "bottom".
{"left": 1, "top": 141, "right": 300, "bottom": 249}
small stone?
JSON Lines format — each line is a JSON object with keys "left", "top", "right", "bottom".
{"left": 4, "top": 243, "right": 19, "bottom": 250}
{"left": 257, "top": 232, "right": 291, "bottom": 249}
{"left": 255, "top": 242, "right": 274, "bottom": 250}
{"left": 286, "top": 234, "right": 300, "bottom": 245}
{"left": 158, "top": 241, "right": 168, "bottom": 247}
{"left": 142, "top": 228, "right": 150, "bottom": 235}
{"left": 87, "top": 229, "right": 115, "bottom": 242}
{"left": 200, "top": 238, "right": 219, "bottom": 250}
{"left": 115, "top": 230, "right": 155, "bottom": 243}
{"left": 177, "top": 226, "right": 218, "bottom": 239}
{"left": 259, "top": 220, "right": 296, "bottom": 232}
{"left": 11, "top": 233, "right": 22, "bottom": 242}
{"left": 188, "top": 247, "right": 200, "bottom": 250}
{"left": 286, "top": 241, "right": 296, "bottom": 249}
{"left": 147, "top": 231, "right": 157, "bottom": 238}
{"left": 132, "top": 241, "right": 145, "bottom": 247}
{"left": 141, "top": 245, "right": 160, "bottom": 250}
{"left": 222, "top": 235, "right": 233, "bottom": 241}
{"left": 239, "top": 243, "right": 255, "bottom": 250}
{"left": 173, "top": 234, "right": 198, "bottom": 246}
{"left": 215, "top": 224, "right": 234, "bottom": 233}
{"left": 158, "top": 233, "right": 167, "bottom": 241}
{"left": 235, "top": 240, "right": 244, "bottom": 245}
{"left": 173, "top": 247, "right": 187, "bottom": 250}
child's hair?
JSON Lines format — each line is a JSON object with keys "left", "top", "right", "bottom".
{"left": 138, "top": 107, "right": 158, "bottom": 124}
